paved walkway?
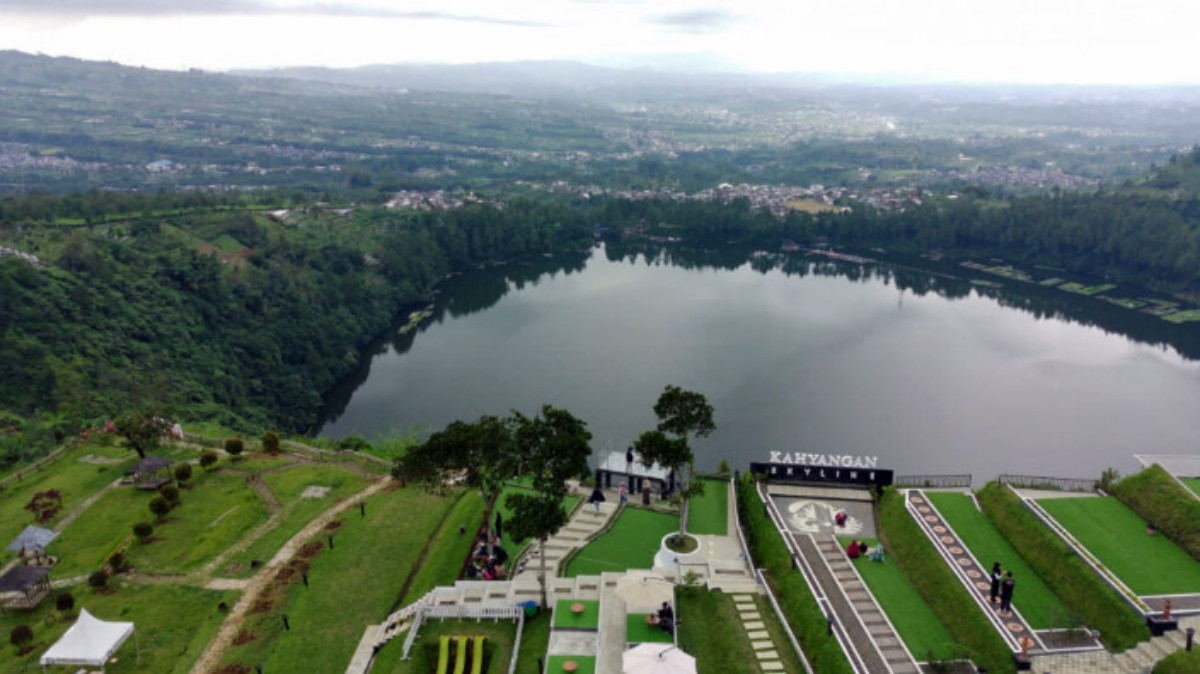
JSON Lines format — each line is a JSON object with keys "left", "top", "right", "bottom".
{"left": 1031, "top": 615, "right": 1200, "bottom": 673}
{"left": 907, "top": 490, "right": 1036, "bottom": 653}
{"left": 512, "top": 498, "right": 619, "bottom": 580}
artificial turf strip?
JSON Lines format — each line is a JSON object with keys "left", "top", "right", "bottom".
{"left": 677, "top": 587, "right": 757, "bottom": 674}
{"left": 1038, "top": 496, "right": 1200, "bottom": 595}
{"left": 626, "top": 613, "right": 675, "bottom": 643}
{"left": 1182, "top": 478, "right": 1200, "bottom": 499}
{"left": 687, "top": 478, "right": 728, "bottom": 536}
{"left": 837, "top": 537, "right": 956, "bottom": 660}
{"left": 565, "top": 508, "right": 678, "bottom": 577}
{"left": 546, "top": 655, "right": 597, "bottom": 674}
{"left": 925, "top": 492, "right": 1071, "bottom": 629}
{"left": 552, "top": 599, "right": 601, "bottom": 629}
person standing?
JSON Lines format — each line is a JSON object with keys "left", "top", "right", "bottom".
{"left": 999, "top": 572, "right": 1016, "bottom": 613}
{"left": 618, "top": 482, "right": 628, "bottom": 505}
{"left": 989, "top": 562, "right": 1003, "bottom": 605}
{"left": 589, "top": 485, "right": 606, "bottom": 514}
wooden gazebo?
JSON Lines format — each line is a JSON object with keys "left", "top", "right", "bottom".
{"left": 0, "top": 565, "right": 52, "bottom": 611}
{"left": 127, "top": 456, "right": 172, "bottom": 490}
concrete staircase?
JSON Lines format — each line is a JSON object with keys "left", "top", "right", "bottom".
{"left": 803, "top": 534, "right": 922, "bottom": 674}
{"left": 1031, "top": 619, "right": 1199, "bottom": 674}
{"left": 512, "top": 500, "right": 619, "bottom": 580}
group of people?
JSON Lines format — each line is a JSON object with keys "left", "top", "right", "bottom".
{"left": 845, "top": 538, "right": 885, "bottom": 562}
{"left": 989, "top": 562, "right": 1016, "bottom": 613}
{"left": 650, "top": 601, "right": 675, "bottom": 634}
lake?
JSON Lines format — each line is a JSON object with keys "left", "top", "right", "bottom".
{"left": 320, "top": 245, "right": 1200, "bottom": 481}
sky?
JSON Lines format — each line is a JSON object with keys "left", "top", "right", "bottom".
{"left": 0, "top": 0, "right": 1197, "bottom": 84}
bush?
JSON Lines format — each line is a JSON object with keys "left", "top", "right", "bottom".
{"left": 1109, "top": 464, "right": 1200, "bottom": 563}
{"left": 9, "top": 624, "right": 32, "bottom": 649}
{"left": 55, "top": 592, "right": 75, "bottom": 613}
{"left": 225, "top": 437, "right": 244, "bottom": 456}
{"left": 736, "top": 475, "right": 855, "bottom": 674}
{"left": 262, "top": 431, "right": 281, "bottom": 454}
{"left": 108, "top": 551, "right": 125, "bottom": 573}
{"left": 976, "top": 482, "right": 1149, "bottom": 650}
{"left": 158, "top": 484, "right": 180, "bottom": 506}
{"left": 200, "top": 450, "right": 219, "bottom": 470}
{"left": 336, "top": 435, "right": 372, "bottom": 452}
{"left": 148, "top": 496, "right": 171, "bottom": 520}
{"left": 876, "top": 488, "right": 1014, "bottom": 673}
{"left": 88, "top": 570, "right": 108, "bottom": 589}
{"left": 133, "top": 521, "right": 154, "bottom": 540}
{"left": 174, "top": 462, "right": 193, "bottom": 483}
{"left": 1154, "top": 649, "right": 1200, "bottom": 673}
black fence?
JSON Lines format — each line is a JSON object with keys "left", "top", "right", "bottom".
{"left": 997, "top": 474, "right": 1098, "bottom": 492}
{"left": 894, "top": 474, "right": 972, "bottom": 489}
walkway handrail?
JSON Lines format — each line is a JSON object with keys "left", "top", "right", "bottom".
{"left": 508, "top": 613, "right": 525, "bottom": 674}
{"left": 1013, "top": 486, "right": 1151, "bottom": 615}
{"left": 401, "top": 609, "right": 426, "bottom": 660}
{"left": 804, "top": 533, "right": 895, "bottom": 671}
{"left": 894, "top": 474, "right": 972, "bottom": 489}
{"left": 998, "top": 475, "right": 1097, "bottom": 493}
{"left": 757, "top": 481, "right": 870, "bottom": 674}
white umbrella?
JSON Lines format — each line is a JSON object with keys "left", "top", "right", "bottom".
{"left": 613, "top": 571, "right": 674, "bottom": 614}
{"left": 622, "top": 643, "right": 696, "bottom": 674}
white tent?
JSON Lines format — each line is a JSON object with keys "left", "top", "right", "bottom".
{"left": 40, "top": 609, "right": 136, "bottom": 673}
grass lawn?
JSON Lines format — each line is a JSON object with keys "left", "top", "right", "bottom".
{"left": 49, "top": 486, "right": 146, "bottom": 578}
{"left": 546, "top": 655, "right": 596, "bottom": 674}
{"left": 514, "top": 610, "right": 552, "bottom": 674}
{"left": 220, "top": 485, "right": 465, "bottom": 674}
{"left": 224, "top": 452, "right": 296, "bottom": 473}
{"left": 565, "top": 508, "right": 678, "bottom": 577}
{"left": 687, "top": 478, "right": 728, "bottom": 536}
{"left": 126, "top": 470, "right": 268, "bottom": 575}
{"left": 1181, "top": 478, "right": 1200, "bottom": 499}
{"left": 839, "top": 537, "right": 957, "bottom": 661}
{"left": 0, "top": 580, "right": 237, "bottom": 673}
{"left": 0, "top": 444, "right": 133, "bottom": 549}
{"left": 626, "top": 613, "right": 674, "bottom": 643}
{"left": 677, "top": 588, "right": 755, "bottom": 674}
{"left": 218, "top": 464, "right": 370, "bottom": 577}
{"left": 400, "top": 488, "right": 484, "bottom": 604}
{"left": 926, "top": 492, "right": 1072, "bottom": 628}
{"left": 496, "top": 486, "right": 581, "bottom": 556}
{"left": 371, "top": 618, "right": 517, "bottom": 674}
{"left": 1039, "top": 496, "right": 1200, "bottom": 595}
{"left": 553, "top": 599, "right": 600, "bottom": 629}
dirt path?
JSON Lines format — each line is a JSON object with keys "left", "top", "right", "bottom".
{"left": 188, "top": 476, "right": 390, "bottom": 674}
{"left": 53, "top": 477, "right": 124, "bottom": 532}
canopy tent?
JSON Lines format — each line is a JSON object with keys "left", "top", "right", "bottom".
{"left": 40, "top": 608, "right": 136, "bottom": 673}
{"left": 6, "top": 525, "right": 59, "bottom": 554}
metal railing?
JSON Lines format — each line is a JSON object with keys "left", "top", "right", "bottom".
{"left": 894, "top": 474, "right": 972, "bottom": 489}
{"left": 998, "top": 474, "right": 1097, "bottom": 492}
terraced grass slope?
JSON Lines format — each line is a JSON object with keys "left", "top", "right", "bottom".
{"left": 1039, "top": 496, "right": 1200, "bottom": 595}
{"left": 925, "top": 492, "right": 1071, "bottom": 628}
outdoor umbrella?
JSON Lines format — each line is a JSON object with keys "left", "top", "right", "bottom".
{"left": 622, "top": 643, "right": 696, "bottom": 674}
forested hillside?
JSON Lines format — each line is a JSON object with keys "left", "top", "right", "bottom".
{"left": 0, "top": 195, "right": 591, "bottom": 466}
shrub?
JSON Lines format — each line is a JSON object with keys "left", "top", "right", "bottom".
{"left": 149, "top": 496, "right": 171, "bottom": 520}
{"left": 1154, "top": 649, "right": 1200, "bottom": 673}
{"left": 717, "top": 459, "right": 731, "bottom": 476}
{"left": 225, "top": 437, "right": 244, "bottom": 456}
{"left": 977, "top": 482, "right": 1148, "bottom": 650}
{"left": 336, "top": 435, "right": 371, "bottom": 452}
{"left": 158, "top": 484, "right": 180, "bottom": 506}
{"left": 262, "top": 431, "right": 281, "bottom": 454}
{"left": 174, "top": 462, "right": 193, "bottom": 483}
{"left": 108, "top": 551, "right": 125, "bottom": 572}
{"left": 1108, "top": 464, "right": 1200, "bottom": 563}
{"left": 877, "top": 488, "right": 1013, "bottom": 673}
{"left": 55, "top": 592, "right": 75, "bottom": 613}
{"left": 200, "top": 450, "right": 219, "bottom": 470}
{"left": 133, "top": 521, "right": 154, "bottom": 540}
{"left": 88, "top": 570, "right": 108, "bottom": 589}
{"left": 9, "top": 624, "right": 32, "bottom": 649}
{"left": 24, "top": 489, "right": 63, "bottom": 524}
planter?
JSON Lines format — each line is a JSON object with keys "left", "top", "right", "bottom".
{"left": 653, "top": 532, "right": 702, "bottom": 572}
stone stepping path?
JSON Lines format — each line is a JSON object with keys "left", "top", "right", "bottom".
{"left": 730, "top": 592, "right": 789, "bottom": 673}
{"left": 907, "top": 491, "right": 1037, "bottom": 653}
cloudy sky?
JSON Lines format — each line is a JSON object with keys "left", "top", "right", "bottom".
{"left": 0, "top": 0, "right": 1196, "bottom": 84}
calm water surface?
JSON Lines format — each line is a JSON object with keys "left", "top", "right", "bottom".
{"left": 320, "top": 246, "right": 1200, "bottom": 480}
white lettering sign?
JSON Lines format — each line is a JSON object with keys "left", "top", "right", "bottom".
{"left": 767, "top": 452, "right": 879, "bottom": 469}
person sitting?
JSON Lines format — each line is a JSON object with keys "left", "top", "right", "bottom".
{"left": 658, "top": 601, "right": 674, "bottom": 623}
{"left": 659, "top": 617, "right": 674, "bottom": 634}
{"left": 869, "top": 544, "right": 886, "bottom": 562}
{"left": 846, "top": 539, "right": 862, "bottom": 559}
{"left": 858, "top": 540, "right": 869, "bottom": 557}
{"left": 835, "top": 510, "right": 847, "bottom": 527}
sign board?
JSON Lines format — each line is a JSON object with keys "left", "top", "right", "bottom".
{"left": 750, "top": 461, "right": 893, "bottom": 488}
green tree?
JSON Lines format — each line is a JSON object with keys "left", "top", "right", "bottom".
{"left": 505, "top": 405, "right": 592, "bottom": 608}
{"left": 395, "top": 415, "right": 514, "bottom": 557}
{"left": 114, "top": 408, "right": 174, "bottom": 459}
{"left": 643, "top": 385, "right": 716, "bottom": 535}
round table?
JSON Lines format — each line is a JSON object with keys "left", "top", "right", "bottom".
{"left": 571, "top": 602, "right": 585, "bottom": 615}
{"left": 562, "top": 660, "right": 578, "bottom": 672}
